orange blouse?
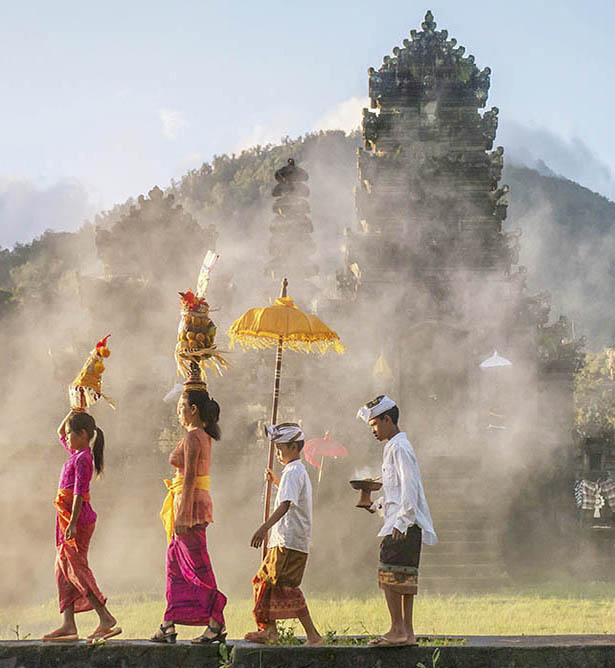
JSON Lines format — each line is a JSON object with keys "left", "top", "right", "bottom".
{"left": 169, "top": 428, "right": 213, "bottom": 528}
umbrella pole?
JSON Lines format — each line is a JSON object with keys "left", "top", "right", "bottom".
{"left": 263, "top": 335, "right": 284, "bottom": 559}
{"left": 262, "top": 278, "right": 288, "bottom": 559}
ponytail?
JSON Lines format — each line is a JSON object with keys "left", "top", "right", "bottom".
{"left": 92, "top": 427, "right": 105, "bottom": 476}
{"left": 68, "top": 412, "right": 105, "bottom": 476}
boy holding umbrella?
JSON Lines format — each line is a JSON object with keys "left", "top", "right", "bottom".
{"left": 246, "top": 423, "right": 322, "bottom": 646}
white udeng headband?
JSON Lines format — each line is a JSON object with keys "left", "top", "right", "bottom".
{"left": 356, "top": 395, "right": 397, "bottom": 423}
{"left": 267, "top": 422, "right": 305, "bottom": 443}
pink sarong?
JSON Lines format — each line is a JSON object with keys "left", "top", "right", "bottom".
{"left": 55, "top": 521, "right": 106, "bottom": 614}
{"left": 54, "top": 488, "right": 106, "bottom": 614}
{"left": 164, "top": 527, "right": 226, "bottom": 626}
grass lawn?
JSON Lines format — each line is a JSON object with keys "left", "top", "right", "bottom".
{"left": 3, "top": 583, "right": 615, "bottom": 641}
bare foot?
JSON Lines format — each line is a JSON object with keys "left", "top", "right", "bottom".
{"left": 98, "top": 612, "right": 117, "bottom": 630}
{"left": 305, "top": 635, "right": 324, "bottom": 646}
{"left": 89, "top": 617, "right": 117, "bottom": 635}
{"left": 87, "top": 613, "right": 119, "bottom": 642}
{"left": 43, "top": 625, "right": 77, "bottom": 639}
{"left": 244, "top": 629, "right": 280, "bottom": 644}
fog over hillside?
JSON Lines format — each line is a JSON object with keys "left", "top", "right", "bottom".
{"left": 0, "top": 130, "right": 613, "bottom": 616}
{"left": 2, "top": 129, "right": 612, "bottom": 345}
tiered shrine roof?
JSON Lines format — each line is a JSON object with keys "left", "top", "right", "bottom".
{"left": 369, "top": 10, "right": 491, "bottom": 110}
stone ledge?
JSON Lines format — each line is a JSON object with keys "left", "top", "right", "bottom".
{"left": 3, "top": 637, "right": 615, "bottom": 668}
{"left": 233, "top": 643, "right": 615, "bottom": 668}
{"left": 0, "top": 640, "right": 220, "bottom": 668}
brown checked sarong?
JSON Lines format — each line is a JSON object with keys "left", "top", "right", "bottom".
{"left": 252, "top": 546, "right": 309, "bottom": 628}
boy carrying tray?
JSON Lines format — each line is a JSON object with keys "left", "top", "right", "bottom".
{"left": 357, "top": 395, "right": 437, "bottom": 646}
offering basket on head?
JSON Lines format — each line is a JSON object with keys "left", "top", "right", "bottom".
{"left": 349, "top": 478, "right": 382, "bottom": 509}
{"left": 174, "top": 251, "right": 229, "bottom": 385}
{"left": 69, "top": 335, "right": 115, "bottom": 411}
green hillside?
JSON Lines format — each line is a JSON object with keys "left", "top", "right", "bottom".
{"left": 0, "top": 130, "right": 613, "bottom": 346}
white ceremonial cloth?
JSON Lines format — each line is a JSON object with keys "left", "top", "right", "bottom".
{"left": 376, "top": 432, "right": 438, "bottom": 545}
{"left": 356, "top": 395, "right": 397, "bottom": 423}
{"left": 269, "top": 459, "right": 312, "bottom": 554}
{"left": 267, "top": 423, "right": 305, "bottom": 443}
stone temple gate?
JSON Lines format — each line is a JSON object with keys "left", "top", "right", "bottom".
{"left": 330, "top": 11, "right": 578, "bottom": 589}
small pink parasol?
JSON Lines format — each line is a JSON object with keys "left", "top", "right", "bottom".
{"left": 304, "top": 433, "right": 348, "bottom": 486}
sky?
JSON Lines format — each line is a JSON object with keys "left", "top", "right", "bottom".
{"left": 1, "top": 0, "right": 615, "bottom": 247}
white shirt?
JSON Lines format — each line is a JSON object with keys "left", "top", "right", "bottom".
{"left": 376, "top": 431, "right": 437, "bottom": 545}
{"left": 269, "top": 459, "right": 312, "bottom": 554}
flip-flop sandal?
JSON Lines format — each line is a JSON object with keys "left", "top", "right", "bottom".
{"left": 368, "top": 636, "right": 406, "bottom": 647}
{"left": 87, "top": 627, "right": 122, "bottom": 643}
{"left": 42, "top": 634, "right": 79, "bottom": 643}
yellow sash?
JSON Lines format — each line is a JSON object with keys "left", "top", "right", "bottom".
{"left": 159, "top": 473, "right": 210, "bottom": 543}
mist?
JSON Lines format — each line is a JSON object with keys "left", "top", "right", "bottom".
{"left": 0, "top": 118, "right": 612, "bottom": 632}
{"left": 498, "top": 120, "right": 615, "bottom": 203}
{"left": 0, "top": 177, "right": 97, "bottom": 249}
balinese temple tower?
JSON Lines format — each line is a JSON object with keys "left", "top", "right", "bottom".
{"left": 266, "top": 159, "right": 318, "bottom": 283}
{"left": 332, "top": 11, "right": 573, "bottom": 590}
{"left": 344, "top": 10, "right": 514, "bottom": 307}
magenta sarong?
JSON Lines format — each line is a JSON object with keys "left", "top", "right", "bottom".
{"left": 164, "top": 526, "right": 226, "bottom": 626}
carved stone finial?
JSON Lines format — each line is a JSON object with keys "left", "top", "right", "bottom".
{"left": 422, "top": 10, "right": 436, "bottom": 31}
{"left": 148, "top": 185, "right": 163, "bottom": 200}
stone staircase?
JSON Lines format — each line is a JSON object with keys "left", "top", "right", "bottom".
{"left": 419, "top": 456, "right": 510, "bottom": 592}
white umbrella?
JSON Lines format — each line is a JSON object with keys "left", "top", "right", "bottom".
{"left": 163, "top": 383, "right": 184, "bottom": 403}
{"left": 479, "top": 351, "right": 512, "bottom": 369}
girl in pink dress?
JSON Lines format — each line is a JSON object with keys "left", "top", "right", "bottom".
{"left": 43, "top": 410, "right": 120, "bottom": 643}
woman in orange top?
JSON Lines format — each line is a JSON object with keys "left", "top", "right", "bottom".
{"left": 151, "top": 389, "right": 227, "bottom": 644}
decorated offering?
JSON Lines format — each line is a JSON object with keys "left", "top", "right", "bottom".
{"left": 176, "top": 291, "right": 217, "bottom": 355}
{"left": 69, "top": 335, "right": 115, "bottom": 410}
{"left": 174, "top": 251, "right": 229, "bottom": 382}
{"left": 350, "top": 478, "right": 382, "bottom": 509}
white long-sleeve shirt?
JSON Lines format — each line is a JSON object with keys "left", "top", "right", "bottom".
{"left": 376, "top": 431, "right": 437, "bottom": 545}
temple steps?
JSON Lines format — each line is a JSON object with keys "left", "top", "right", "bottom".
{"left": 430, "top": 528, "right": 494, "bottom": 541}
{"left": 420, "top": 563, "right": 506, "bottom": 579}
{"left": 423, "top": 553, "right": 502, "bottom": 567}
{"left": 430, "top": 518, "right": 493, "bottom": 530}
{"left": 425, "top": 547, "right": 501, "bottom": 562}
{"left": 429, "top": 510, "right": 492, "bottom": 521}
{"left": 420, "top": 574, "right": 510, "bottom": 593}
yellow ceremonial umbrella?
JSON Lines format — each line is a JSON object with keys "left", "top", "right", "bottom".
{"left": 228, "top": 278, "right": 344, "bottom": 555}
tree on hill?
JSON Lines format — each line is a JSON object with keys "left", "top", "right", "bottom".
{"left": 575, "top": 348, "right": 615, "bottom": 444}
{"left": 95, "top": 185, "right": 216, "bottom": 285}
